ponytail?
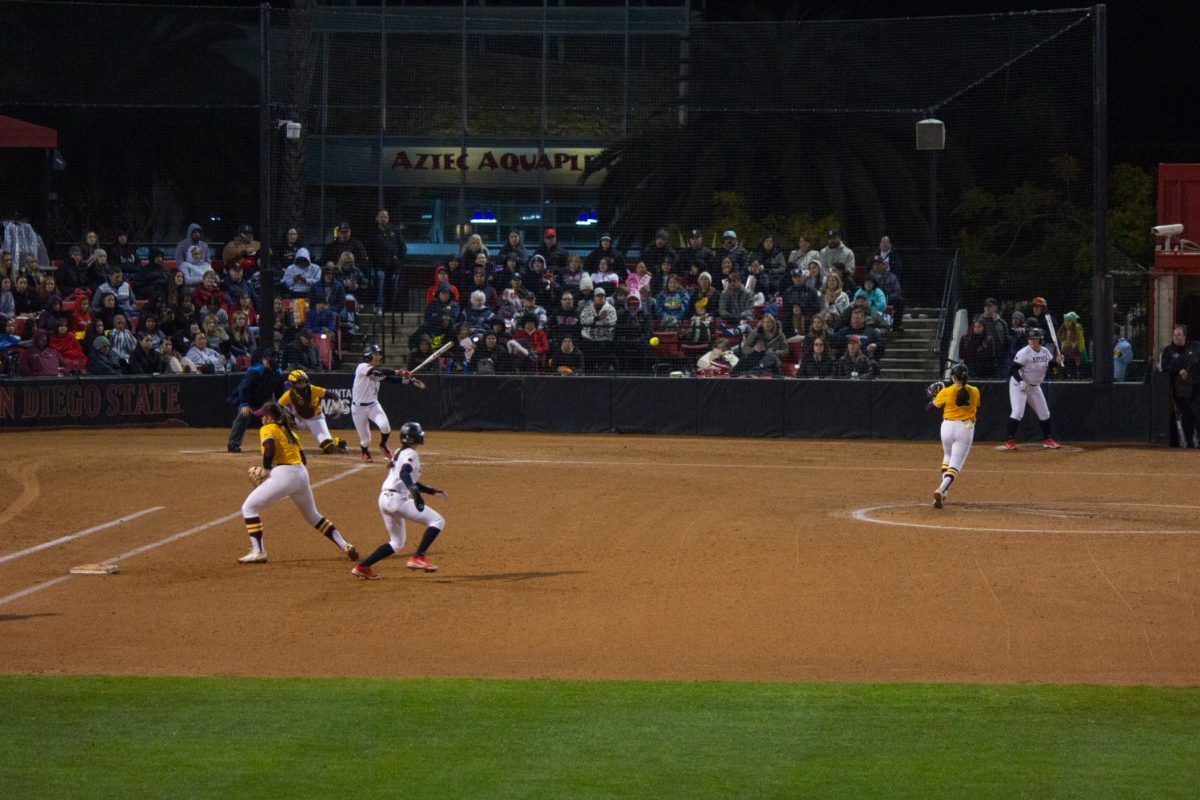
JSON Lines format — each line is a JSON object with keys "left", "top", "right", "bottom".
{"left": 278, "top": 411, "right": 299, "bottom": 445}
{"left": 955, "top": 385, "right": 971, "bottom": 407}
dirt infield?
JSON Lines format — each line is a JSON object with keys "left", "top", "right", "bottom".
{"left": 1, "top": 428, "right": 1199, "bottom": 686}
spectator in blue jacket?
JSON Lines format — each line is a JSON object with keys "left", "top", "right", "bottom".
{"left": 654, "top": 274, "right": 691, "bottom": 326}
{"left": 305, "top": 297, "right": 338, "bottom": 334}
{"left": 853, "top": 274, "right": 888, "bottom": 317}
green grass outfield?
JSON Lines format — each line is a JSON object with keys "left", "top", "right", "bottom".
{"left": 1, "top": 676, "right": 1197, "bottom": 799}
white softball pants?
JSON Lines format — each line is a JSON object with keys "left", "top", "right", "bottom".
{"left": 940, "top": 419, "right": 975, "bottom": 473}
{"left": 1008, "top": 378, "right": 1050, "bottom": 421}
{"left": 293, "top": 412, "right": 333, "bottom": 445}
{"left": 352, "top": 402, "right": 391, "bottom": 448}
{"left": 242, "top": 464, "right": 321, "bottom": 525}
{"left": 378, "top": 490, "right": 445, "bottom": 551}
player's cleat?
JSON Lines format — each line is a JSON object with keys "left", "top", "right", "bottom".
{"left": 1043, "top": 437, "right": 1061, "bottom": 449}
{"left": 380, "top": 443, "right": 393, "bottom": 459}
{"left": 228, "top": 444, "right": 241, "bottom": 454}
{"left": 351, "top": 564, "right": 380, "bottom": 580}
{"left": 1001, "top": 439, "right": 1017, "bottom": 451}
{"left": 336, "top": 439, "right": 348, "bottom": 453}
{"left": 359, "top": 450, "right": 374, "bottom": 463}
{"left": 342, "top": 543, "right": 359, "bottom": 561}
{"left": 406, "top": 555, "right": 437, "bottom": 572}
{"left": 238, "top": 550, "right": 267, "bottom": 564}
{"left": 933, "top": 491, "right": 944, "bottom": 509}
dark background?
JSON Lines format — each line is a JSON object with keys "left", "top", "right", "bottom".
{"left": 1, "top": 0, "right": 1195, "bottom": 245}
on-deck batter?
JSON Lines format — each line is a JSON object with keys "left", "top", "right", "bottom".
{"left": 1003, "top": 328, "right": 1061, "bottom": 450}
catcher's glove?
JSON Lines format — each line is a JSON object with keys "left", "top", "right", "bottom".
{"left": 926, "top": 381, "right": 945, "bottom": 398}
{"left": 247, "top": 466, "right": 270, "bottom": 487}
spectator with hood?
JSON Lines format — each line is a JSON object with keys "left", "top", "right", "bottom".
{"left": 36, "top": 294, "right": 63, "bottom": 333}
{"left": 87, "top": 334, "right": 125, "bottom": 375}
{"left": 179, "top": 244, "right": 211, "bottom": 288}
{"left": 49, "top": 317, "right": 85, "bottom": 368}
{"left": 174, "top": 223, "right": 208, "bottom": 266}
{"left": 20, "top": 329, "right": 65, "bottom": 376}
{"left": 281, "top": 248, "right": 320, "bottom": 296}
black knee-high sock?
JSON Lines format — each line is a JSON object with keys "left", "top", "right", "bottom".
{"left": 1006, "top": 417, "right": 1019, "bottom": 438}
{"left": 415, "top": 526, "right": 441, "bottom": 557}
{"left": 360, "top": 542, "right": 395, "bottom": 568}
{"left": 1039, "top": 418, "right": 1053, "bottom": 438}
{"left": 380, "top": 431, "right": 390, "bottom": 448}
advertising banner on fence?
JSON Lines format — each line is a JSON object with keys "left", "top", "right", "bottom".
{"left": 0, "top": 378, "right": 186, "bottom": 428}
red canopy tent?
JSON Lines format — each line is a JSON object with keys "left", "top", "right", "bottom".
{"left": 0, "top": 114, "right": 58, "bottom": 149}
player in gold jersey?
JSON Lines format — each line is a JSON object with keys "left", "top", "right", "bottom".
{"left": 927, "top": 363, "right": 980, "bottom": 509}
{"left": 237, "top": 401, "right": 358, "bottom": 564}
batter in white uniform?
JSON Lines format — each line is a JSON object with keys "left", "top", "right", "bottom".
{"left": 351, "top": 422, "right": 447, "bottom": 579}
{"left": 352, "top": 343, "right": 425, "bottom": 462}
{"left": 1003, "top": 328, "right": 1061, "bottom": 450}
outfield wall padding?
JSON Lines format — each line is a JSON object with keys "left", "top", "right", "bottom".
{"left": 0, "top": 374, "right": 1165, "bottom": 443}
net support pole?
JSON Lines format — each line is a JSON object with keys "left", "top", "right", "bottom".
{"left": 1092, "top": 4, "right": 1111, "bottom": 383}
{"left": 258, "top": 2, "right": 275, "bottom": 340}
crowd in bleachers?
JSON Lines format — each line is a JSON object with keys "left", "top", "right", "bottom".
{"left": 1, "top": 216, "right": 912, "bottom": 380}
{"left": 0, "top": 219, "right": 374, "bottom": 377}
{"left": 407, "top": 227, "right": 908, "bottom": 379}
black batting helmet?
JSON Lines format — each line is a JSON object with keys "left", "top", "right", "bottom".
{"left": 363, "top": 343, "right": 382, "bottom": 359}
{"left": 951, "top": 363, "right": 969, "bottom": 383}
{"left": 399, "top": 421, "right": 425, "bottom": 446}
{"left": 1027, "top": 328, "right": 1044, "bottom": 341}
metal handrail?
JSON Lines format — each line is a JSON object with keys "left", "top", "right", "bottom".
{"left": 932, "top": 249, "right": 960, "bottom": 369}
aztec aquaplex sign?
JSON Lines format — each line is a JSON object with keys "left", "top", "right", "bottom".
{"left": 383, "top": 146, "right": 607, "bottom": 187}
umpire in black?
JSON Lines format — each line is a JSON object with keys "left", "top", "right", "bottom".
{"left": 1161, "top": 324, "right": 1200, "bottom": 447}
{"left": 227, "top": 347, "right": 284, "bottom": 453}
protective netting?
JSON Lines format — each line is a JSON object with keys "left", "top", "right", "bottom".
{"left": 0, "top": 2, "right": 1101, "bottom": 382}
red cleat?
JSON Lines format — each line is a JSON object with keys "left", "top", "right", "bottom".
{"left": 1043, "top": 437, "right": 1061, "bottom": 449}
{"left": 1001, "top": 439, "right": 1017, "bottom": 451}
{"left": 351, "top": 564, "right": 380, "bottom": 580}
{"left": 381, "top": 443, "right": 393, "bottom": 459}
{"left": 359, "top": 450, "right": 374, "bottom": 463}
{"left": 406, "top": 555, "right": 437, "bottom": 573}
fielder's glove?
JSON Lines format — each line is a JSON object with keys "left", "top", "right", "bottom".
{"left": 926, "top": 381, "right": 945, "bottom": 398}
{"left": 247, "top": 466, "right": 270, "bottom": 487}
